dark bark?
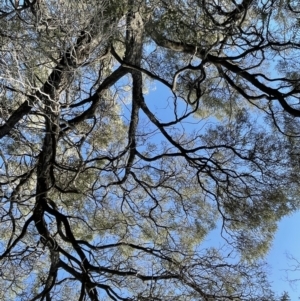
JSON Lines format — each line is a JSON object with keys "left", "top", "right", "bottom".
{"left": 149, "top": 32, "right": 300, "bottom": 117}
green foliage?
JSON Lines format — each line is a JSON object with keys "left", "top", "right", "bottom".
{"left": 0, "top": 0, "right": 300, "bottom": 300}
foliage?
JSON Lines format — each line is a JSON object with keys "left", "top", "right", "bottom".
{"left": 0, "top": 0, "right": 299, "bottom": 300}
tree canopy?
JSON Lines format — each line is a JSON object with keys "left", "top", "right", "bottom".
{"left": 0, "top": 0, "right": 299, "bottom": 300}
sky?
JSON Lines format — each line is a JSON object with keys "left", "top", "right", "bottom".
{"left": 267, "top": 211, "right": 300, "bottom": 299}
{"left": 141, "top": 79, "right": 300, "bottom": 300}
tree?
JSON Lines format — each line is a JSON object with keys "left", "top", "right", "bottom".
{"left": 0, "top": 0, "right": 299, "bottom": 300}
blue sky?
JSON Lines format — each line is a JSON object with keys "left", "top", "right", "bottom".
{"left": 267, "top": 211, "right": 300, "bottom": 299}
{"left": 141, "top": 79, "right": 300, "bottom": 300}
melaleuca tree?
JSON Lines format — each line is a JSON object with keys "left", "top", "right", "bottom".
{"left": 0, "top": 0, "right": 300, "bottom": 300}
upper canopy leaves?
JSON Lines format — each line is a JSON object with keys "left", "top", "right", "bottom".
{"left": 0, "top": 0, "right": 298, "bottom": 300}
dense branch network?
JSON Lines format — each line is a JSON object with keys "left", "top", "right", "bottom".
{"left": 0, "top": 0, "right": 299, "bottom": 300}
